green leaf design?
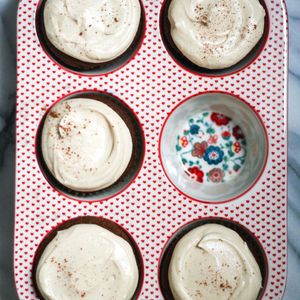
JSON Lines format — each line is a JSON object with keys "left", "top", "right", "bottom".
{"left": 225, "top": 141, "right": 233, "bottom": 149}
{"left": 189, "top": 118, "right": 194, "bottom": 123}
{"left": 203, "top": 112, "right": 209, "bottom": 117}
{"left": 224, "top": 156, "right": 228, "bottom": 162}
{"left": 207, "top": 127, "right": 215, "bottom": 134}
{"left": 184, "top": 131, "right": 189, "bottom": 136}
{"left": 223, "top": 164, "right": 229, "bottom": 171}
{"left": 233, "top": 164, "right": 241, "bottom": 172}
{"left": 228, "top": 150, "right": 235, "bottom": 157}
{"left": 206, "top": 173, "right": 210, "bottom": 182}
{"left": 189, "top": 161, "right": 194, "bottom": 166}
{"left": 182, "top": 158, "right": 188, "bottom": 164}
{"left": 176, "top": 145, "right": 182, "bottom": 152}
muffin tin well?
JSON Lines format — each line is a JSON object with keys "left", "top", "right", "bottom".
{"left": 158, "top": 217, "right": 268, "bottom": 300}
{"left": 160, "top": 92, "right": 268, "bottom": 203}
{"left": 159, "top": 0, "right": 270, "bottom": 77}
{"left": 15, "top": 0, "right": 288, "bottom": 299}
{"left": 35, "top": 0, "right": 146, "bottom": 75}
{"left": 36, "top": 91, "right": 145, "bottom": 201}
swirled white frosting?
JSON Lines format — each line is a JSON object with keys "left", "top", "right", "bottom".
{"left": 41, "top": 98, "right": 133, "bottom": 192}
{"left": 168, "top": 0, "right": 266, "bottom": 69}
{"left": 44, "top": 0, "right": 141, "bottom": 63}
{"left": 168, "top": 224, "right": 262, "bottom": 300}
{"left": 36, "top": 224, "right": 139, "bottom": 300}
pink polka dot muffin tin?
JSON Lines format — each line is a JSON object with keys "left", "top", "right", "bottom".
{"left": 15, "top": 0, "right": 288, "bottom": 299}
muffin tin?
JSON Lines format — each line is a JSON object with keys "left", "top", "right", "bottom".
{"left": 15, "top": 0, "right": 288, "bottom": 299}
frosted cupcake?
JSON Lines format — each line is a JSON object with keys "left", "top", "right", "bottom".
{"left": 33, "top": 218, "right": 142, "bottom": 300}
{"left": 41, "top": 97, "right": 133, "bottom": 193}
{"left": 38, "top": 0, "right": 144, "bottom": 71}
{"left": 167, "top": 224, "right": 263, "bottom": 300}
{"left": 164, "top": 0, "right": 266, "bottom": 70}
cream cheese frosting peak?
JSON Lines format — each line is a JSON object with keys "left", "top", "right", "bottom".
{"left": 168, "top": 0, "right": 266, "bottom": 69}
{"left": 168, "top": 224, "right": 262, "bottom": 300}
{"left": 41, "top": 98, "right": 133, "bottom": 192}
{"left": 43, "top": 0, "right": 141, "bottom": 63}
{"left": 36, "top": 224, "right": 139, "bottom": 300}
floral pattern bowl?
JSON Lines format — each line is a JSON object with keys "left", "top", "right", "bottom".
{"left": 160, "top": 92, "right": 268, "bottom": 202}
{"left": 176, "top": 111, "right": 247, "bottom": 185}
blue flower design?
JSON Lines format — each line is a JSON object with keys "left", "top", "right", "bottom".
{"left": 190, "top": 124, "right": 200, "bottom": 135}
{"left": 204, "top": 146, "right": 224, "bottom": 165}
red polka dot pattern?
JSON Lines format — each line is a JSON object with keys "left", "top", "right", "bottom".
{"left": 15, "top": 0, "right": 288, "bottom": 299}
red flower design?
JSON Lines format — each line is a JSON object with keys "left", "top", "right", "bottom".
{"left": 211, "top": 112, "right": 231, "bottom": 126}
{"left": 187, "top": 166, "right": 204, "bottom": 183}
{"left": 208, "top": 134, "right": 218, "bottom": 144}
{"left": 208, "top": 168, "right": 225, "bottom": 183}
{"left": 222, "top": 131, "right": 231, "bottom": 140}
{"left": 232, "top": 125, "right": 244, "bottom": 140}
{"left": 192, "top": 141, "right": 208, "bottom": 158}
{"left": 180, "top": 136, "right": 188, "bottom": 147}
{"left": 233, "top": 141, "right": 241, "bottom": 153}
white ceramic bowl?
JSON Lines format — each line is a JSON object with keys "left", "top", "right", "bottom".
{"left": 160, "top": 92, "right": 268, "bottom": 202}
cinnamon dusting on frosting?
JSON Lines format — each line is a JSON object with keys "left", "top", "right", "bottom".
{"left": 41, "top": 98, "right": 133, "bottom": 192}
{"left": 44, "top": 0, "right": 141, "bottom": 63}
{"left": 36, "top": 224, "right": 139, "bottom": 300}
{"left": 168, "top": 0, "right": 266, "bottom": 69}
{"left": 168, "top": 224, "right": 262, "bottom": 300}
